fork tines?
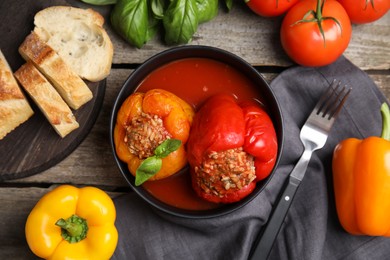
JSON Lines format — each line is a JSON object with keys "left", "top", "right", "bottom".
{"left": 315, "top": 80, "right": 351, "bottom": 120}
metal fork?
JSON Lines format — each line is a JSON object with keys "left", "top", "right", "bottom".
{"left": 249, "top": 80, "right": 351, "bottom": 260}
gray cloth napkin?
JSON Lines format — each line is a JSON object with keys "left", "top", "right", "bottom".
{"left": 112, "top": 56, "right": 390, "bottom": 260}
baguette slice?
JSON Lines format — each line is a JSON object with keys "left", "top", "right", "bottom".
{"left": 19, "top": 32, "right": 93, "bottom": 110}
{"left": 14, "top": 62, "right": 79, "bottom": 138}
{"left": 0, "top": 50, "right": 34, "bottom": 140}
{"left": 34, "top": 6, "right": 113, "bottom": 82}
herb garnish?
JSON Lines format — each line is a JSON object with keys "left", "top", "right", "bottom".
{"left": 135, "top": 139, "right": 182, "bottom": 186}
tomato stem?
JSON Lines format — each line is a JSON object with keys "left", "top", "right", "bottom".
{"left": 291, "top": 0, "right": 342, "bottom": 47}
{"left": 380, "top": 103, "right": 390, "bottom": 140}
{"left": 316, "top": 0, "right": 323, "bottom": 20}
{"left": 364, "top": 0, "right": 375, "bottom": 10}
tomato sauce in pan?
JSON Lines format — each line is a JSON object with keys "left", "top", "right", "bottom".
{"left": 136, "top": 58, "right": 264, "bottom": 210}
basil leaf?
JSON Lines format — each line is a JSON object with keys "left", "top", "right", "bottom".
{"left": 135, "top": 156, "right": 162, "bottom": 186}
{"left": 225, "top": 0, "right": 233, "bottom": 11}
{"left": 196, "top": 0, "right": 218, "bottom": 23}
{"left": 163, "top": 0, "right": 199, "bottom": 45}
{"left": 154, "top": 139, "right": 182, "bottom": 158}
{"left": 134, "top": 139, "right": 181, "bottom": 186}
{"left": 80, "top": 0, "right": 117, "bottom": 5}
{"left": 151, "top": 0, "right": 165, "bottom": 19}
{"left": 146, "top": 5, "right": 161, "bottom": 42}
{"left": 111, "top": 0, "right": 152, "bottom": 48}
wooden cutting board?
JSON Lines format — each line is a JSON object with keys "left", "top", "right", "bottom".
{"left": 0, "top": 0, "right": 107, "bottom": 181}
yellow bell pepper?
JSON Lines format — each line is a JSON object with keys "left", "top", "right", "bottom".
{"left": 332, "top": 103, "right": 390, "bottom": 236}
{"left": 25, "top": 185, "right": 118, "bottom": 259}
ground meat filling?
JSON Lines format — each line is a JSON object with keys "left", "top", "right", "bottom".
{"left": 194, "top": 147, "right": 256, "bottom": 197}
{"left": 124, "top": 112, "right": 171, "bottom": 159}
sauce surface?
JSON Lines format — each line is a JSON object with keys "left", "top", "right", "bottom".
{"left": 136, "top": 58, "right": 264, "bottom": 210}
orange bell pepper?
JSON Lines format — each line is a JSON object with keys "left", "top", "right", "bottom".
{"left": 114, "top": 89, "right": 194, "bottom": 182}
{"left": 332, "top": 103, "right": 390, "bottom": 236}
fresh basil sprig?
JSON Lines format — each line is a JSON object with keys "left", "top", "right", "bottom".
{"left": 135, "top": 139, "right": 182, "bottom": 186}
{"left": 85, "top": 0, "right": 232, "bottom": 48}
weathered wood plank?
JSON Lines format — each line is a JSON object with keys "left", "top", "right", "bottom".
{"left": 0, "top": 246, "right": 38, "bottom": 259}
{"left": 107, "top": 2, "right": 390, "bottom": 70}
{"left": 345, "top": 19, "right": 390, "bottom": 70}
{"left": 372, "top": 73, "right": 390, "bottom": 99}
{"left": 0, "top": 188, "right": 41, "bottom": 259}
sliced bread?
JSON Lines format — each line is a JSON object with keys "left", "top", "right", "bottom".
{"left": 14, "top": 62, "right": 79, "bottom": 138}
{"left": 0, "top": 50, "right": 34, "bottom": 140}
{"left": 33, "top": 6, "right": 113, "bottom": 82}
{"left": 19, "top": 32, "right": 93, "bottom": 110}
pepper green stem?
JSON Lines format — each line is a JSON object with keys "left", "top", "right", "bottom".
{"left": 55, "top": 214, "right": 88, "bottom": 243}
{"left": 380, "top": 103, "right": 390, "bottom": 140}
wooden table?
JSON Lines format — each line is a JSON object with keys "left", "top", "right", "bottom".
{"left": 1, "top": 2, "right": 389, "bottom": 258}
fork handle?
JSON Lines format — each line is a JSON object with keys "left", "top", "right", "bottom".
{"left": 249, "top": 176, "right": 300, "bottom": 260}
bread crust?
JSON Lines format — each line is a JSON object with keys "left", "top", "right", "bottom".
{"left": 0, "top": 50, "right": 34, "bottom": 140}
{"left": 36, "top": 6, "right": 105, "bottom": 27}
{"left": 19, "top": 32, "right": 93, "bottom": 110}
{"left": 14, "top": 62, "right": 79, "bottom": 138}
{"left": 33, "top": 6, "right": 113, "bottom": 82}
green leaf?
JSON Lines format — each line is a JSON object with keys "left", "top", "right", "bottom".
{"left": 135, "top": 156, "right": 162, "bottom": 186}
{"left": 154, "top": 139, "right": 182, "bottom": 158}
{"left": 134, "top": 139, "right": 181, "bottom": 185}
{"left": 151, "top": 0, "right": 165, "bottom": 19}
{"left": 146, "top": 8, "right": 160, "bottom": 42}
{"left": 196, "top": 0, "right": 218, "bottom": 23}
{"left": 225, "top": 0, "right": 233, "bottom": 11}
{"left": 163, "top": 0, "right": 199, "bottom": 45}
{"left": 111, "top": 0, "right": 157, "bottom": 48}
{"left": 80, "top": 0, "right": 117, "bottom": 5}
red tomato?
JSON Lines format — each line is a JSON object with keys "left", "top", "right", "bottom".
{"left": 246, "top": 0, "right": 299, "bottom": 17}
{"left": 280, "top": 0, "right": 352, "bottom": 67}
{"left": 337, "top": 0, "right": 390, "bottom": 24}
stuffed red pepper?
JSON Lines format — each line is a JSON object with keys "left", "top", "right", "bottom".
{"left": 187, "top": 94, "right": 278, "bottom": 203}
